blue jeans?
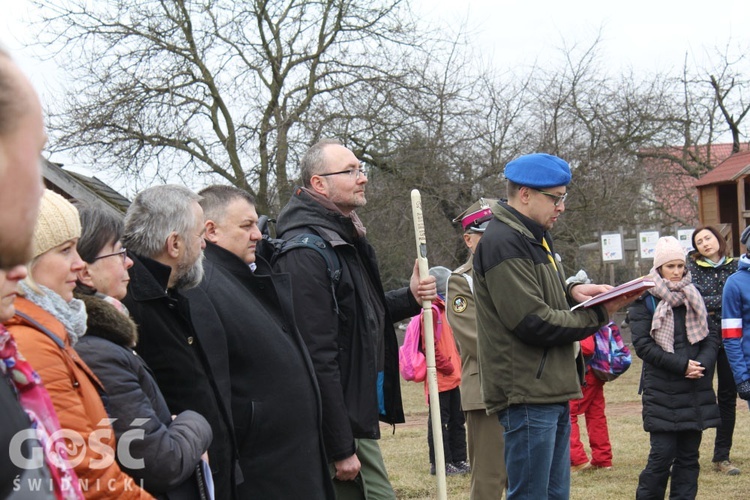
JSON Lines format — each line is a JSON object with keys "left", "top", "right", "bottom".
{"left": 498, "top": 403, "right": 571, "bottom": 500}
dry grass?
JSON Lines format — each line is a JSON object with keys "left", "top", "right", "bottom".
{"left": 380, "top": 355, "right": 750, "bottom": 499}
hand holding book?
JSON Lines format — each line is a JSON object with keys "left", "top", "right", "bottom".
{"left": 571, "top": 276, "right": 655, "bottom": 311}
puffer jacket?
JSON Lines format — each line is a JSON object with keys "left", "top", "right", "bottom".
{"left": 628, "top": 293, "right": 720, "bottom": 432}
{"left": 686, "top": 254, "right": 736, "bottom": 331}
{"left": 274, "top": 188, "right": 419, "bottom": 462}
{"left": 473, "top": 202, "right": 607, "bottom": 414}
{"left": 74, "top": 293, "right": 212, "bottom": 499}
{"left": 7, "top": 297, "right": 153, "bottom": 499}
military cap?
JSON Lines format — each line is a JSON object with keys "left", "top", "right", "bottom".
{"left": 453, "top": 198, "right": 498, "bottom": 233}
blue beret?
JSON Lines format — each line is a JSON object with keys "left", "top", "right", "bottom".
{"left": 504, "top": 153, "right": 571, "bottom": 189}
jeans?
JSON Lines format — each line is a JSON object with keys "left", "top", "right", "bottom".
{"left": 498, "top": 403, "right": 571, "bottom": 500}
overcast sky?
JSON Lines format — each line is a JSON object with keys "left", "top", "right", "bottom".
{"left": 5, "top": 0, "right": 749, "bottom": 98}
{"left": 2, "top": 0, "right": 748, "bottom": 181}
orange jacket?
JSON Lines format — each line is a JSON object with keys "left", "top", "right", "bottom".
{"left": 421, "top": 299, "right": 461, "bottom": 398}
{"left": 7, "top": 297, "right": 153, "bottom": 499}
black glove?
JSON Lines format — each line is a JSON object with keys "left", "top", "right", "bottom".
{"left": 736, "top": 380, "right": 750, "bottom": 401}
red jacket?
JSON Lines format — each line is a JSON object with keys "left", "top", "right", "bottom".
{"left": 421, "top": 299, "right": 461, "bottom": 397}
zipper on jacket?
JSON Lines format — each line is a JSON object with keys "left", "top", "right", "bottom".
{"left": 536, "top": 348, "right": 548, "bottom": 379}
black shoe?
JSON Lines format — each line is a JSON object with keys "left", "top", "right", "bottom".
{"left": 452, "top": 460, "right": 471, "bottom": 474}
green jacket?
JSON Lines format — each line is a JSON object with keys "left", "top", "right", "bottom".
{"left": 473, "top": 202, "right": 607, "bottom": 414}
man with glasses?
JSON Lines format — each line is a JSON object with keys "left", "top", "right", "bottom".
{"left": 473, "top": 153, "right": 635, "bottom": 499}
{"left": 273, "top": 139, "right": 437, "bottom": 499}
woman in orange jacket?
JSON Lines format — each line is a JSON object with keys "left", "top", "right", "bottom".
{"left": 5, "top": 190, "right": 153, "bottom": 500}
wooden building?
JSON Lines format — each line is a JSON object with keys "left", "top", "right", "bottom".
{"left": 695, "top": 150, "right": 750, "bottom": 256}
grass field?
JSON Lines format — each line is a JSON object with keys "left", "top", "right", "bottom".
{"left": 380, "top": 354, "right": 750, "bottom": 499}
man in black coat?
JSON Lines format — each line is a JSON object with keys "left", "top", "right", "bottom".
{"left": 184, "top": 185, "right": 334, "bottom": 499}
{"left": 273, "top": 139, "right": 437, "bottom": 499}
{"left": 122, "top": 185, "right": 239, "bottom": 500}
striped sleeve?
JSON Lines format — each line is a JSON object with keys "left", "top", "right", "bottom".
{"left": 722, "top": 277, "right": 749, "bottom": 384}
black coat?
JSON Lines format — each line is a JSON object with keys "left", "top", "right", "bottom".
{"left": 123, "top": 253, "right": 238, "bottom": 500}
{"left": 183, "top": 242, "right": 334, "bottom": 499}
{"left": 628, "top": 293, "right": 721, "bottom": 432}
{"left": 274, "top": 189, "right": 419, "bottom": 461}
{"left": 74, "top": 293, "right": 213, "bottom": 499}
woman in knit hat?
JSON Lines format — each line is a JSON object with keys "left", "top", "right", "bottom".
{"left": 72, "top": 203, "right": 213, "bottom": 499}
{"left": 4, "top": 189, "right": 154, "bottom": 499}
{"left": 628, "top": 236, "right": 720, "bottom": 499}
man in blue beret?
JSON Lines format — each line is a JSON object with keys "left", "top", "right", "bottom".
{"left": 472, "top": 153, "right": 637, "bottom": 499}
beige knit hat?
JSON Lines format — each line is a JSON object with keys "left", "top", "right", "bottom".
{"left": 31, "top": 189, "right": 82, "bottom": 259}
{"left": 653, "top": 236, "right": 686, "bottom": 269}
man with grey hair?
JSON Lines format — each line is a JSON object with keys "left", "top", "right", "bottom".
{"left": 274, "top": 139, "right": 437, "bottom": 499}
{"left": 122, "top": 185, "right": 239, "bottom": 500}
{"left": 185, "top": 184, "right": 334, "bottom": 498}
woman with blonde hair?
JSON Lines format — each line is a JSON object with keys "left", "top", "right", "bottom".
{"left": 5, "top": 189, "right": 153, "bottom": 499}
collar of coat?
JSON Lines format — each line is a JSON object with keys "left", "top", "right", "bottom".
{"left": 76, "top": 293, "right": 139, "bottom": 348}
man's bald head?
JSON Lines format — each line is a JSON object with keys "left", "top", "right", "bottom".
{"left": 0, "top": 47, "right": 46, "bottom": 269}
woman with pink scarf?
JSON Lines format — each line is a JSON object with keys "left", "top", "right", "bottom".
{"left": 628, "top": 236, "right": 720, "bottom": 499}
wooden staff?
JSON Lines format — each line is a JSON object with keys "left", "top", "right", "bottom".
{"left": 410, "top": 189, "right": 447, "bottom": 500}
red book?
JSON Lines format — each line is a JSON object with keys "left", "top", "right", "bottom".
{"left": 571, "top": 276, "right": 655, "bottom": 310}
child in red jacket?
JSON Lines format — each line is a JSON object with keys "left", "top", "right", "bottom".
{"left": 410, "top": 266, "right": 468, "bottom": 476}
{"left": 570, "top": 324, "right": 614, "bottom": 471}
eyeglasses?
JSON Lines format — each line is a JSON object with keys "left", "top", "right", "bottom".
{"left": 318, "top": 164, "right": 368, "bottom": 180}
{"left": 534, "top": 189, "right": 568, "bottom": 207}
{"left": 92, "top": 248, "right": 128, "bottom": 264}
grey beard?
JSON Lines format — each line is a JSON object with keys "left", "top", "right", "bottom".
{"left": 174, "top": 253, "right": 205, "bottom": 290}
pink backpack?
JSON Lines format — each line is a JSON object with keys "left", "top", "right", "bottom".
{"left": 399, "top": 304, "right": 441, "bottom": 382}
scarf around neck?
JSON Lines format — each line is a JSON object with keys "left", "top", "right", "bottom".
{"left": 19, "top": 282, "right": 88, "bottom": 346}
{"left": 647, "top": 268, "right": 708, "bottom": 353}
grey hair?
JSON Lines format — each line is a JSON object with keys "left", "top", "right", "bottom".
{"left": 123, "top": 185, "right": 202, "bottom": 258}
{"left": 299, "top": 138, "right": 341, "bottom": 188}
{"left": 198, "top": 185, "right": 255, "bottom": 223}
{"left": 429, "top": 266, "right": 452, "bottom": 297}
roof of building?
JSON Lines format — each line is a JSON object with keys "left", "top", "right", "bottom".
{"left": 42, "top": 160, "right": 130, "bottom": 214}
{"left": 695, "top": 150, "right": 750, "bottom": 187}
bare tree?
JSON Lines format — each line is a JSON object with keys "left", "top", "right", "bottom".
{"left": 33, "top": 0, "right": 423, "bottom": 213}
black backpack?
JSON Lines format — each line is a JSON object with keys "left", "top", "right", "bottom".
{"left": 256, "top": 216, "right": 342, "bottom": 313}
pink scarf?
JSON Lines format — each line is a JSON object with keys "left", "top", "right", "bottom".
{"left": 0, "top": 324, "right": 84, "bottom": 499}
{"left": 647, "top": 270, "right": 708, "bottom": 353}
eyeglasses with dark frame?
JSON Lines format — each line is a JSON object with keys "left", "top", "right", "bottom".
{"left": 533, "top": 189, "right": 568, "bottom": 207}
{"left": 92, "top": 248, "right": 128, "bottom": 264}
{"left": 317, "top": 163, "right": 368, "bottom": 180}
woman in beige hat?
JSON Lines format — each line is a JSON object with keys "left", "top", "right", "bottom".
{"left": 5, "top": 189, "right": 153, "bottom": 499}
{"left": 628, "top": 236, "right": 720, "bottom": 499}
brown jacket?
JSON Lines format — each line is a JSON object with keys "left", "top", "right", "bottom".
{"left": 7, "top": 297, "right": 153, "bottom": 499}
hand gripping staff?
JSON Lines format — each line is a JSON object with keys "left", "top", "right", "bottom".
{"left": 411, "top": 189, "right": 447, "bottom": 500}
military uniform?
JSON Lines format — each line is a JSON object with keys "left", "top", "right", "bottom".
{"left": 447, "top": 199, "right": 506, "bottom": 499}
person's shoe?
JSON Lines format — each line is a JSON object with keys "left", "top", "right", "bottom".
{"left": 571, "top": 462, "right": 592, "bottom": 473}
{"left": 452, "top": 461, "right": 471, "bottom": 474}
{"left": 429, "top": 463, "right": 436, "bottom": 475}
{"left": 589, "top": 464, "right": 612, "bottom": 471}
{"left": 713, "top": 460, "right": 740, "bottom": 475}
{"left": 445, "top": 463, "right": 463, "bottom": 476}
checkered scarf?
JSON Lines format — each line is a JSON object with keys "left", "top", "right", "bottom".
{"left": 647, "top": 269, "right": 708, "bottom": 353}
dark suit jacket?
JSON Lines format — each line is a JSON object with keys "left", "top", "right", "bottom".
{"left": 184, "top": 242, "right": 334, "bottom": 499}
